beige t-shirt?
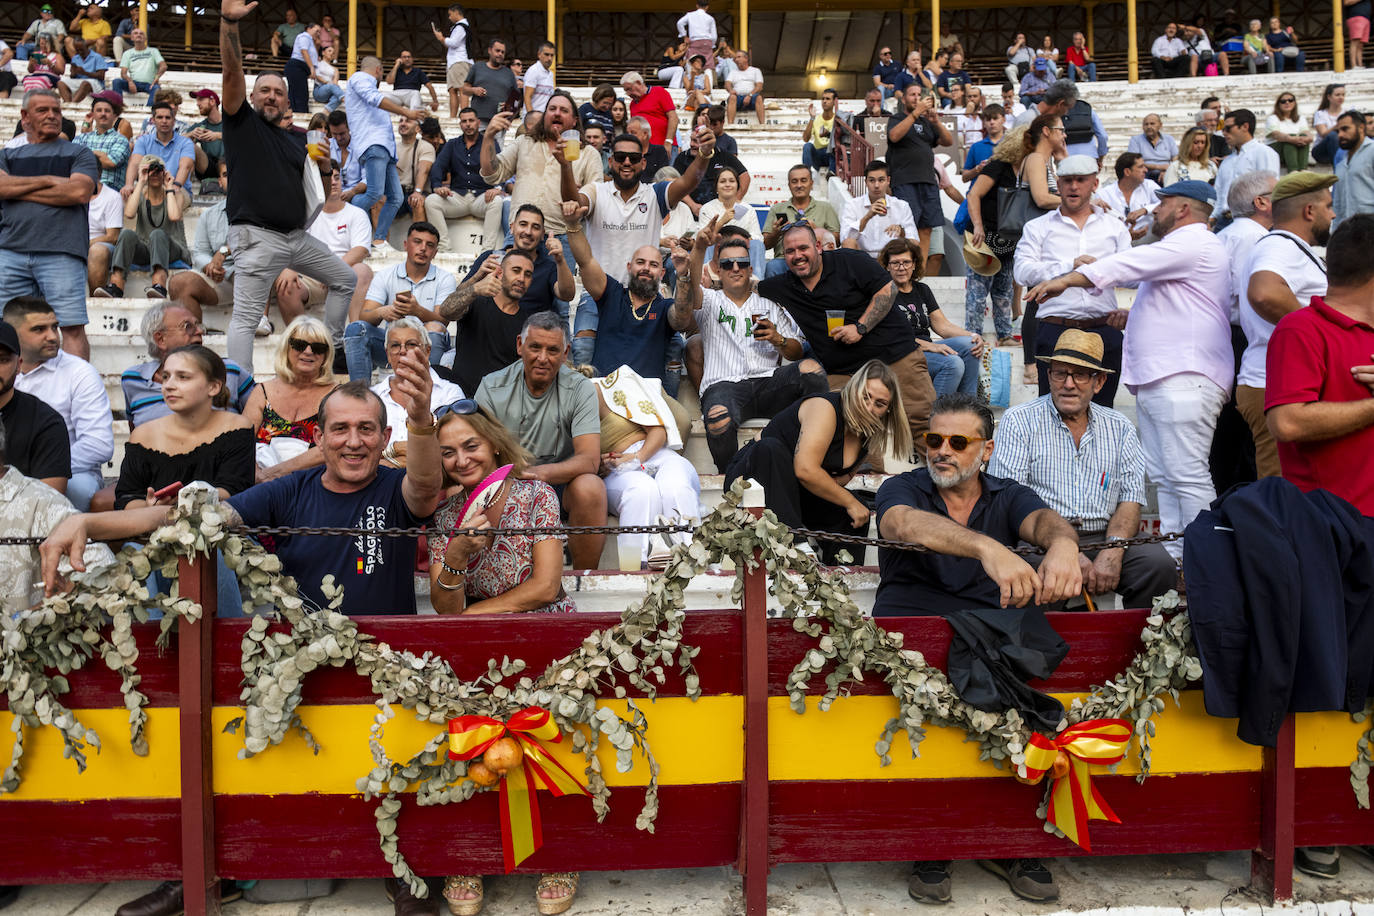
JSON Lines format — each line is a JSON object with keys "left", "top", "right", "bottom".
{"left": 397, "top": 137, "right": 436, "bottom": 191}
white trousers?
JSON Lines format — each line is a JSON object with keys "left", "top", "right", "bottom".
{"left": 388, "top": 89, "right": 423, "bottom": 109}
{"left": 1132, "top": 372, "right": 1228, "bottom": 561}
{"left": 605, "top": 440, "right": 701, "bottom": 558}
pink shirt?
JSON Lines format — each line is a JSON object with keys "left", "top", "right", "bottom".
{"left": 1079, "top": 221, "right": 1234, "bottom": 392}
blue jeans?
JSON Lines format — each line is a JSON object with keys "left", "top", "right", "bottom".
{"left": 1273, "top": 49, "right": 1306, "bottom": 71}
{"left": 923, "top": 336, "right": 980, "bottom": 397}
{"left": 112, "top": 77, "right": 160, "bottom": 98}
{"left": 343, "top": 320, "right": 387, "bottom": 381}
{"left": 965, "top": 260, "right": 1015, "bottom": 341}
{"left": 1313, "top": 130, "right": 1340, "bottom": 165}
{"left": 67, "top": 469, "right": 104, "bottom": 513}
{"left": 802, "top": 142, "right": 833, "bottom": 171}
{"left": 313, "top": 83, "right": 344, "bottom": 111}
{"left": 0, "top": 249, "right": 87, "bottom": 327}
{"left": 572, "top": 291, "right": 599, "bottom": 366}
{"left": 1067, "top": 61, "right": 1097, "bottom": 81}
{"left": 764, "top": 257, "right": 788, "bottom": 278}
{"left": 15, "top": 42, "right": 36, "bottom": 60}
{"left": 353, "top": 144, "right": 403, "bottom": 243}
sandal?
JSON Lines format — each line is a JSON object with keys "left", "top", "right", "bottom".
{"left": 536, "top": 872, "right": 579, "bottom": 915}
{"left": 443, "top": 875, "right": 484, "bottom": 916}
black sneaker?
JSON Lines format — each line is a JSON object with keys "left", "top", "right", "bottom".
{"left": 1295, "top": 846, "right": 1340, "bottom": 878}
{"left": 979, "top": 857, "right": 1059, "bottom": 902}
{"left": 145, "top": 283, "right": 168, "bottom": 299}
{"left": 908, "top": 859, "right": 952, "bottom": 904}
{"left": 93, "top": 283, "right": 123, "bottom": 298}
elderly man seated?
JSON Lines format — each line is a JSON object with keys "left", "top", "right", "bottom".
{"left": 122, "top": 302, "right": 253, "bottom": 429}
{"left": 987, "top": 330, "right": 1177, "bottom": 608}
{"left": 475, "top": 311, "right": 607, "bottom": 570}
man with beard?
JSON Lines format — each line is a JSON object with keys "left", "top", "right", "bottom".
{"left": 874, "top": 392, "right": 1081, "bottom": 903}
{"left": 217, "top": 0, "right": 359, "bottom": 373}
{"left": 481, "top": 90, "right": 602, "bottom": 241}
{"left": 1213, "top": 109, "right": 1279, "bottom": 224}
{"left": 424, "top": 107, "right": 502, "bottom": 253}
{"left": 434, "top": 249, "right": 535, "bottom": 393}
{"left": 1236, "top": 171, "right": 1334, "bottom": 478}
{"left": 562, "top": 129, "right": 711, "bottom": 364}
{"left": 1334, "top": 110, "right": 1374, "bottom": 228}
{"left": 456, "top": 203, "right": 574, "bottom": 318}
{"left": 1025, "top": 181, "right": 1231, "bottom": 563}
{"left": 0, "top": 320, "right": 69, "bottom": 494}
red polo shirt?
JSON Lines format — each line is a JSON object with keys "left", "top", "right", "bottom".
{"left": 630, "top": 86, "right": 675, "bottom": 145}
{"left": 1265, "top": 295, "right": 1374, "bottom": 515}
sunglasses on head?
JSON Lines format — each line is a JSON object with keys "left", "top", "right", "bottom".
{"left": 718, "top": 257, "right": 751, "bottom": 271}
{"left": 288, "top": 338, "right": 329, "bottom": 356}
{"left": 435, "top": 398, "right": 486, "bottom": 420}
{"left": 611, "top": 150, "right": 644, "bottom": 163}
{"left": 924, "top": 432, "right": 987, "bottom": 452}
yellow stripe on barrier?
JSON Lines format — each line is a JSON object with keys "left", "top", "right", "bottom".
{"left": 14, "top": 691, "right": 1371, "bottom": 803}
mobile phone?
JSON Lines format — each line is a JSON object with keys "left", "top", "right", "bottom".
{"left": 152, "top": 481, "right": 183, "bottom": 502}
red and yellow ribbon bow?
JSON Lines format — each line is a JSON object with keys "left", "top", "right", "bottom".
{"left": 448, "top": 707, "right": 591, "bottom": 872}
{"left": 1022, "top": 718, "right": 1132, "bottom": 850}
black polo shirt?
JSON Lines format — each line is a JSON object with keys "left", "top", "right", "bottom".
{"left": 757, "top": 248, "right": 915, "bottom": 375}
{"left": 872, "top": 469, "right": 1047, "bottom": 616}
{"left": 885, "top": 111, "right": 939, "bottom": 186}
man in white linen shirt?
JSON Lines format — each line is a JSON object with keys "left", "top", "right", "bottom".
{"left": 1012, "top": 155, "right": 1132, "bottom": 405}
{"left": 431, "top": 3, "right": 472, "bottom": 118}
{"left": 4, "top": 297, "right": 112, "bottom": 511}
{"left": 840, "top": 160, "right": 916, "bottom": 257}
{"left": 1025, "top": 180, "right": 1232, "bottom": 562}
{"left": 668, "top": 222, "right": 827, "bottom": 472}
{"left": 1097, "top": 152, "right": 1160, "bottom": 243}
{"left": 1236, "top": 171, "right": 1333, "bottom": 479}
{"left": 346, "top": 56, "right": 429, "bottom": 250}
{"left": 988, "top": 329, "right": 1177, "bottom": 608}
{"left": 678, "top": 0, "right": 718, "bottom": 71}
{"left": 1213, "top": 109, "right": 1280, "bottom": 222}
{"left": 1150, "top": 22, "right": 1189, "bottom": 78}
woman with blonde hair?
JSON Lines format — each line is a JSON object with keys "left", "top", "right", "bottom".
{"left": 241, "top": 315, "right": 338, "bottom": 481}
{"left": 1163, "top": 127, "right": 1218, "bottom": 185}
{"left": 725, "top": 360, "right": 910, "bottom": 563}
{"left": 429, "top": 399, "right": 580, "bottom": 916}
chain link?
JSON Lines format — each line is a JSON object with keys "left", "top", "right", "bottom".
{"left": 787, "top": 526, "right": 1183, "bottom": 556}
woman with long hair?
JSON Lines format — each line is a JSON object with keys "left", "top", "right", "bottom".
{"left": 682, "top": 54, "right": 713, "bottom": 111}
{"left": 725, "top": 360, "right": 911, "bottom": 563}
{"left": 880, "top": 238, "right": 985, "bottom": 397}
{"left": 657, "top": 36, "right": 688, "bottom": 88}
{"left": 1163, "top": 127, "right": 1219, "bottom": 185}
{"left": 698, "top": 166, "right": 765, "bottom": 274}
{"left": 610, "top": 97, "right": 630, "bottom": 136}
{"left": 21, "top": 35, "right": 64, "bottom": 92}
{"left": 312, "top": 44, "right": 344, "bottom": 111}
{"left": 429, "top": 401, "right": 579, "bottom": 916}
{"left": 1266, "top": 90, "right": 1313, "bottom": 171}
{"left": 1312, "top": 83, "right": 1347, "bottom": 165}
{"left": 241, "top": 316, "right": 338, "bottom": 482}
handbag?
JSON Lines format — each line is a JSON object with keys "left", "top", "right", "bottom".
{"left": 1281, "top": 45, "right": 1300, "bottom": 58}
{"left": 995, "top": 164, "right": 1048, "bottom": 240}
{"left": 981, "top": 347, "right": 1012, "bottom": 408}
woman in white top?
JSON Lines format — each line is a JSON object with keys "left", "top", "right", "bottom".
{"left": 1312, "top": 82, "right": 1346, "bottom": 165}
{"left": 1035, "top": 35, "right": 1060, "bottom": 77}
{"left": 1265, "top": 90, "right": 1312, "bottom": 171}
{"left": 312, "top": 45, "right": 343, "bottom": 112}
{"left": 698, "top": 167, "right": 765, "bottom": 274}
{"left": 1163, "top": 127, "right": 1218, "bottom": 186}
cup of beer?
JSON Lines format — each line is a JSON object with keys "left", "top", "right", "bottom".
{"left": 306, "top": 129, "right": 327, "bottom": 162}
{"left": 560, "top": 129, "right": 582, "bottom": 161}
{"left": 826, "top": 309, "right": 846, "bottom": 334}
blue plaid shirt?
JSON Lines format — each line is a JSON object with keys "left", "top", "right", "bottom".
{"left": 75, "top": 127, "right": 131, "bottom": 190}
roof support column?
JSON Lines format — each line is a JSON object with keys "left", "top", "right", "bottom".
{"left": 1127, "top": 0, "right": 1138, "bottom": 83}
{"left": 1334, "top": 0, "right": 1347, "bottom": 70}
{"left": 931, "top": 0, "right": 941, "bottom": 55}
{"left": 347, "top": 0, "right": 358, "bottom": 76}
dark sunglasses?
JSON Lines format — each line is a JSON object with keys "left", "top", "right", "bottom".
{"left": 924, "top": 432, "right": 987, "bottom": 451}
{"left": 435, "top": 398, "right": 486, "bottom": 420}
{"left": 611, "top": 150, "right": 644, "bottom": 164}
{"left": 288, "top": 338, "right": 329, "bottom": 356}
{"left": 718, "top": 257, "right": 751, "bottom": 271}
{"left": 1280, "top": 97, "right": 1296, "bottom": 103}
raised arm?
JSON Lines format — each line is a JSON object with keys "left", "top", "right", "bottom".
{"left": 563, "top": 206, "right": 607, "bottom": 301}
{"left": 392, "top": 347, "right": 443, "bottom": 517}
{"left": 219, "top": 0, "right": 257, "bottom": 116}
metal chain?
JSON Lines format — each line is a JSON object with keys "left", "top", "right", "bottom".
{"left": 787, "top": 526, "right": 1184, "bottom": 556}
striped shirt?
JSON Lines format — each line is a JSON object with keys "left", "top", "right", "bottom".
{"left": 121, "top": 360, "right": 255, "bottom": 428}
{"left": 987, "top": 394, "right": 1146, "bottom": 529}
{"left": 75, "top": 127, "right": 131, "bottom": 190}
{"left": 693, "top": 288, "right": 802, "bottom": 393}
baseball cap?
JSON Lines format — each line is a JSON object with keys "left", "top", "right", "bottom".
{"left": 1033, "top": 57, "right": 1049, "bottom": 70}
{"left": 91, "top": 89, "right": 124, "bottom": 113}
{"left": 40, "top": 4, "right": 54, "bottom": 12}
{"left": 0, "top": 323, "right": 17, "bottom": 357}
{"left": 1155, "top": 179, "right": 1217, "bottom": 205}
{"left": 1056, "top": 155, "right": 1098, "bottom": 177}
{"left": 1270, "top": 170, "right": 1339, "bottom": 203}
{"left": 190, "top": 88, "right": 221, "bottom": 105}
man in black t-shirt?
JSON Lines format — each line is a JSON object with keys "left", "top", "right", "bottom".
{"left": 757, "top": 223, "right": 937, "bottom": 457}
{"left": 886, "top": 84, "right": 952, "bottom": 263}
{"left": 436, "top": 249, "right": 535, "bottom": 393}
{"left": 218, "top": 0, "right": 358, "bottom": 374}
{"left": 0, "top": 322, "right": 69, "bottom": 493}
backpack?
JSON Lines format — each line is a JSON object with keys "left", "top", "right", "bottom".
{"left": 457, "top": 19, "right": 480, "bottom": 61}
{"left": 1062, "top": 99, "right": 1095, "bottom": 146}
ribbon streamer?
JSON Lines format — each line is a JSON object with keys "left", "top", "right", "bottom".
{"left": 1022, "top": 718, "right": 1131, "bottom": 850}
{"left": 448, "top": 707, "right": 591, "bottom": 871}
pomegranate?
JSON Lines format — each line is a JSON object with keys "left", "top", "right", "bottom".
{"left": 467, "top": 761, "right": 500, "bottom": 787}
{"left": 483, "top": 737, "right": 524, "bottom": 775}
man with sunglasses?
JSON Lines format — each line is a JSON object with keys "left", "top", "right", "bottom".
{"left": 1213, "top": 109, "right": 1279, "bottom": 224}
{"left": 121, "top": 301, "right": 254, "bottom": 429}
{"left": 989, "top": 330, "right": 1177, "bottom": 609}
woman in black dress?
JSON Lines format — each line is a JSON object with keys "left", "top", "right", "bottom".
{"left": 725, "top": 360, "right": 912, "bottom": 562}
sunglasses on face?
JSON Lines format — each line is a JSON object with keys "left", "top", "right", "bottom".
{"left": 289, "top": 338, "right": 329, "bottom": 356}
{"left": 924, "top": 432, "right": 987, "bottom": 451}
{"left": 718, "top": 257, "right": 751, "bottom": 271}
{"left": 435, "top": 398, "right": 486, "bottom": 420}
{"left": 611, "top": 150, "right": 644, "bottom": 164}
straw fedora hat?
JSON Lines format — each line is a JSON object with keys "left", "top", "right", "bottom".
{"left": 962, "top": 232, "right": 1001, "bottom": 277}
{"left": 1034, "top": 329, "right": 1115, "bottom": 374}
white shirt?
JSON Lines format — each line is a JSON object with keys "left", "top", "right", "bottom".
{"left": 1216, "top": 215, "right": 1269, "bottom": 323}
{"left": 371, "top": 368, "right": 466, "bottom": 446}
{"left": 955, "top": 113, "right": 984, "bottom": 145}
{"left": 290, "top": 30, "right": 319, "bottom": 68}
{"left": 524, "top": 60, "right": 555, "bottom": 112}
{"left": 1003, "top": 98, "right": 1027, "bottom": 120}
{"left": 698, "top": 199, "right": 761, "bottom": 240}
{"left": 1012, "top": 208, "right": 1132, "bottom": 319}
{"left": 308, "top": 204, "right": 372, "bottom": 258}
{"left": 444, "top": 19, "right": 471, "bottom": 68}
{"left": 1097, "top": 179, "right": 1160, "bottom": 238}
{"left": 1151, "top": 35, "right": 1187, "bottom": 57}
{"left": 676, "top": 8, "right": 717, "bottom": 42}
{"left": 1264, "top": 113, "right": 1310, "bottom": 139}
{"left": 313, "top": 58, "right": 336, "bottom": 84}
{"left": 87, "top": 183, "right": 123, "bottom": 242}
{"left": 344, "top": 70, "right": 397, "bottom": 159}
{"left": 0, "top": 41, "right": 13, "bottom": 73}
{"left": 1238, "top": 230, "right": 1326, "bottom": 388}
{"left": 1079, "top": 222, "right": 1233, "bottom": 393}
{"left": 1313, "top": 107, "right": 1346, "bottom": 133}
{"left": 0, "top": 467, "right": 113, "bottom": 616}
{"left": 839, "top": 193, "right": 916, "bottom": 256}
{"left": 15, "top": 350, "right": 114, "bottom": 476}
{"left": 582, "top": 179, "right": 670, "bottom": 284}
{"left": 727, "top": 66, "right": 763, "bottom": 95}
{"left": 693, "top": 288, "right": 801, "bottom": 392}
{"left": 1213, "top": 138, "right": 1280, "bottom": 217}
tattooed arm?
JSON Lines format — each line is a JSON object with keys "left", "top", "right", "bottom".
{"left": 220, "top": 0, "right": 258, "bottom": 116}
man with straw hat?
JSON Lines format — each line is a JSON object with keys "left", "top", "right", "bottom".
{"left": 990, "top": 328, "right": 1177, "bottom": 608}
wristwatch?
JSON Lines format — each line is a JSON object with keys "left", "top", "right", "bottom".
{"left": 216, "top": 245, "right": 230, "bottom": 257}
{"left": 854, "top": 320, "right": 869, "bottom": 336}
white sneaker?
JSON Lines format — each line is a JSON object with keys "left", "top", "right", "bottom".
{"left": 255, "top": 315, "right": 273, "bottom": 337}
